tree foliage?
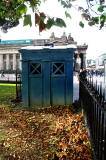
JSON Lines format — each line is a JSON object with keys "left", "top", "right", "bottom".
{"left": 79, "top": 0, "right": 106, "bottom": 29}
{"left": 0, "top": 0, "right": 106, "bottom": 33}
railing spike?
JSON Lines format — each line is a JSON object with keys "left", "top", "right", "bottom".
{"left": 100, "top": 82, "right": 102, "bottom": 95}
{"left": 96, "top": 80, "right": 97, "bottom": 91}
{"left": 100, "top": 82, "right": 103, "bottom": 103}
{"left": 103, "top": 87, "right": 106, "bottom": 102}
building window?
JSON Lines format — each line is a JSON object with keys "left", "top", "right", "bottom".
{"left": 16, "top": 54, "right": 20, "bottom": 59}
{"left": 9, "top": 61, "right": 13, "bottom": 70}
{"left": 52, "top": 63, "right": 64, "bottom": 75}
{"left": 9, "top": 54, "right": 13, "bottom": 60}
{"left": 16, "top": 60, "right": 20, "bottom": 70}
{"left": 30, "top": 63, "right": 41, "bottom": 75}
{"left": 3, "top": 54, "right": 6, "bottom": 60}
{"left": 3, "top": 61, "right": 6, "bottom": 70}
{"left": 3, "top": 55, "right": 6, "bottom": 70}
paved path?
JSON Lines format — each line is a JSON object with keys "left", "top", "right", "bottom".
{"left": 73, "top": 74, "right": 79, "bottom": 102}
{"left": 0, "top": 74, "right": 16, "bottom": 81}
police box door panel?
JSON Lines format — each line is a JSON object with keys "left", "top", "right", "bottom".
{"left": 51, "top": 62, "right": 66, "bottom": 106}
{"left": 29, "top": 62, "right": 43, "bottom": 106}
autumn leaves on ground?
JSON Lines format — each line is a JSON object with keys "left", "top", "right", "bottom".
{"left": 0, "top": 83, "right": 93, "bottom": 159}
{"left": 0, "top": 105, "right": 93, "bottom": 160}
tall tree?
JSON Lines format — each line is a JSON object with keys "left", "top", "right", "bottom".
{"left": 0, "top": 0, "right": 106, "bottom": 33}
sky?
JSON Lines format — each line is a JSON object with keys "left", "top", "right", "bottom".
{"left": 0, "top": 0, "right": 106, "bottom": 59}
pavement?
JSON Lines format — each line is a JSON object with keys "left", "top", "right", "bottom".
{"left": 73, "top": 73, "right": 79, "bottom": 102}
{"left": 0, "top": 74, "right": 16, "bottom": 81}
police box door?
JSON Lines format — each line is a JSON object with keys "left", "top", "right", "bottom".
{"left": 29, "top": 62, "right": 43, "bottom": 106}
{"left": 51, "top": 62, "right": 66, "bottom": 106}
{"left": 29, "top": 61, "right": 51, "bottom": 107}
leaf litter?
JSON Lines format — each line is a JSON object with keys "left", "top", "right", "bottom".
{"left": 0, "top": 106, "right": 93, "bottom": 160}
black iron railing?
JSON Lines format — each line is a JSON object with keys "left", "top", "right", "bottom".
{"left": 16, "top": 70, "right": 22, "bottom": 101}
{"left": 79, "top": 72, "right": 106, "bottom": 160}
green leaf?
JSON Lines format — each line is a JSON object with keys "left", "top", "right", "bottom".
{"left": 103, "top": 13, "right": 106, "bottom": 17}
{"left": 24, "top": 14, "right": 32, "bottom": 27}
{"left": 61, "top": 0, "right": 67, "bottom": 7}
{"left": 100, "top": 14, "right": 106, "bottom": 20}
{"left": 61, "top": 0, "right": 72, "bottom": 8}
{"left": 102, "top": 13, "right": 106, "bottom": 20}
{"left": 55, "top": 18, "right": 66, "bottom": 27}
{"left": 81, "top": 13, "right": 90, "bottom": 20}
{"left": 30, "top": 0, "right": 36, "bottom": 12}
{"left": 79, "top": 21, "right": 84, "bottom": 28}
{"left": 100, "top": 20, "right": 105, "bottom": 29}
{"left": 99, "top": 14, "right": 106, "bottom": 28}
{"left": 67, "top": 3, "right": 72, "bottom": 8}
{"left": 16, "top": 4, "right": 27, "bottom": 15}
{"left": 78, "top": 6, "right": 84, "bottom": 11}
{"left": 1, "top": 5, "right": 7, "bottom": 10}
{"left": 40, "top": 16, "right": 45, "bottom": 22}
{"left": 17, "top": 0, "right": 24, "bottom": 2}
{"left": 92, "top": 17, "right": 99, "bottom": 24}
{"left": 88, "top": 21, "right": 95, "bottom": 26}
{"left": 46, "top": 18, "right": 55, "bottom": 29}
{"left": 98, "top": 5, "right": 104, "bottom": 12}
{"left": 65, "top": 11, "right": 71, "bottom": 19}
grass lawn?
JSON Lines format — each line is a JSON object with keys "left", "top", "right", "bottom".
{"left": 0, "top": 83, "right": 16, "bottom": 107}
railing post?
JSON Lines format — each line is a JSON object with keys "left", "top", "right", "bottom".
{"left": 16, "top": 70, "right": 18, "bottom": 99}
{"left": 103, "top": 102, "right": 106, "bottom": 160}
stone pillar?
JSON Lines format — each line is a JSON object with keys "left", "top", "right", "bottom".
{"left": 13, "top": 54, "right": 16, "bottom": 70}
{"left": 79, "top": 54, "right": 83, "bottom": 70}
{"left": 75, "top": 54, "right": 81, "bottom": 72}
{"left": 83, "top": 54, "right": 86, "bottom": 69}
{"left": 6, "top": 54, "right": 9, "bottom": 70}
{"left": 0, "top": 54, "right": 3, "bottom": 70}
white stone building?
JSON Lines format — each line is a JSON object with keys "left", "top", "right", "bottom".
{"left": 0, "top": 33, "right": 88, "bottom": 72}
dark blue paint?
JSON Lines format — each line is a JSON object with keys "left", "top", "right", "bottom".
{"left": 51, "top": 77, "right": 65, "bottom": 105}
{"left": 29, "top": 77, "right": 42, "bottom": 106}
{"left": 19, "top": 47, "right": 75, "bottom": 107}
{"left": 44, "top": 43, "right": 54, "bottom": 47}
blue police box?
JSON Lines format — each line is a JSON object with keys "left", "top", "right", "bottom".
{"left": 19, "top": 45, "right": 76, "bottom": 107}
